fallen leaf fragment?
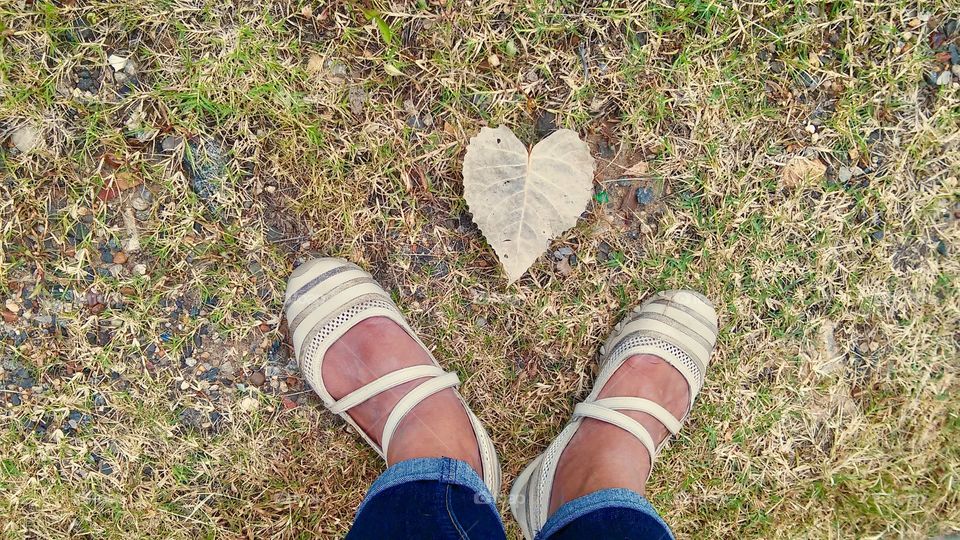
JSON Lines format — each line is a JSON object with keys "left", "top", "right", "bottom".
{"left": 782, "top": 156, "right": 826, "bottom": 188}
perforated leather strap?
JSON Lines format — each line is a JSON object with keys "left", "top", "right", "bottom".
{"left": 329, "top": 365, "right": 446, "bottom": 415}
{"left": 381, "top": 372, "right": 461, "bottom": 456}
{"left": 573, "top": 402, "right": 656, "bottom": 467}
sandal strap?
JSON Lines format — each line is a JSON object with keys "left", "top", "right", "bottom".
{"left": 573, "top": 402, "right": 656, "bottom": 466}
{"left": 381, "top": 372, "right": 461, "bottom": 456}
{"left": 329, "top": 365, "right": 447, "bottom": 415}
{"left": 590, "top": 397, "right": 682, "bottom": 435}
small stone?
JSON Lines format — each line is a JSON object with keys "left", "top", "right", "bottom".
{"left": 161, "top": 136, "right": 182, "bottom": 152}
{"left": 946, "top": 19, "right": 959, "bottom": 37}
{"left": 248, "top": 371, "right": 266, "bottom": 386}
{"left": 557, "top": 247, "right": 574, "bottom": 259}
{"left": 1, "top": 310, "right": 17, "bottom": 324}
{"left": 11, "top": 124, "right": 40, "bottom": 153}
{"left": 120, "top": 286, "right": 135, "bottom": 296}
{"left": 838, "top": 166, "right": 853, "bottom": 183}
{"left": 185, "top": 357, "right": 197, "bottom": 367}
{"left": 536, "top": 111, "right": 557, "bottom": 137}
{"left": 936, "top": 70, "right": 953, "bottom": 86}
{"left": 113, "top": 251, "right": 128, "bottom": 264}
{"left": 131, "top": 197, "right": 150, "bottom": 211}
{"left": 239, "top": 396, "right": 260, "bottom": 412}
{"left": 936, "top": 240, "right": 948, "bottom": 256}
{"left": 487, "top": 54, "right": 500, "bottom": 67}
{"left": 132, "top": 264, "right": 147, "bottom": 276}
{"left": 636, "top": 187, "right": 655, "bottom": 205}
{"left": 5, "top": 300, "right": 20, "bottom": 313}
{"left": 348, "top": 86, "right": 365, "bottom": 115}
{"left": 805, "top": 124, "right": 817, "bottom": 134}
{"left": 100, "top": 250, "right": 113, "bottom": 264}
{"left": 108, "top": 264, "right": 123, "bottom": 277}
{"left": 870, "top": 230, "right": 884, "bottom": 241}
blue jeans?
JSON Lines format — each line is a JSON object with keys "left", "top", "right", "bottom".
{"left": 347, "top": 458, "right": 673, "bottom": 540}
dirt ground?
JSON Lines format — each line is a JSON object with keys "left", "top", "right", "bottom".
{"left": 1, "top": 1, "right": 958, "bottom": 538}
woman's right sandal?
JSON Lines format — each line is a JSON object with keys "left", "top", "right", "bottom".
{"left": 509, "top": 290, "right": 719, "bottom": 539}
{"left": 285, "top": 257, "right": 501, "bottom": 495}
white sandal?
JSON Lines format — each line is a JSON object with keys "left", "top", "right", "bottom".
{"left": 284, "top": 257, "right": 501, "bottom": 494}
{"left": 509, "top": 290, "right": 719, "bottom": 539}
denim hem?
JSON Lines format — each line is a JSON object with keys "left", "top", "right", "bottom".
{"left": 535, "top": 488, "right": 673, "bottom": 540}
{"left": 356, "top": 457, "right": 498, "bottom": 514}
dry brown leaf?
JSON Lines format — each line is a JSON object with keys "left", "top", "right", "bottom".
{"left": 462, "top": 126, "right": 595, "bottom": 283}
{"left": 114, "top": 171, "right": 142, "bottom": 190}
{"left": 782, "top": 156, "right": 826, "bottom": 188}
{"left": 623, "top": 160, "right": 649, "bottom": 176}
{"left": 307, "top": 54, "right": 323, "bottom": 74}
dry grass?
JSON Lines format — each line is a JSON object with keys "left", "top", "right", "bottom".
{"left": 1, "top": 1, "right": 958, "bottom": 538}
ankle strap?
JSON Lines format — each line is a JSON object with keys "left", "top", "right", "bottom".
{"left": 381, "top": 372, "right": 461, "bottom": 456}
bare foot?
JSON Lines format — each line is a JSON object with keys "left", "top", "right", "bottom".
{"left": 548, "top": 354, "right": 689, "bottom": 514}
{"left": 321, "top": 317, "right": 482, "bottom": 473}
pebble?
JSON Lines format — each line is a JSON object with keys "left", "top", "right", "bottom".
{"left": 185, "top": 357, "right": 197, "bottom": 367}
{"left": 239, "top": 396, "right": 260, "bottom": 412}
{"left": 133, "top": 264, "right": 147, "bottom": 276}
{"left": 11, "top": 124, "right": 40, "bottom": 153}
{"left": 536, "top": 111, "right": 557, "bottom": 137}
{"left": 131, "top": 197, "right": 150, "bottom": 211}
{"left": 265, "top": 365, "right": 282, "bottom": 378}
{"left": 113, "top": 251, "right": 128, "bottom": 264}
{"left": 248, "top": 371, "right": 266, "bottom": 386}
{"left": 5, "top": 299, "right": 19, "bottom": 313}
{"left": 937, "top": 71, "right": 953, "bottom": 86}
{"left": 636, "top": 187, "right": 655, "bottom": 205}
{"left": 161, "top": 136, "right": 182, "bottom": 152}
{"left": 1, "top": 310, "right": 17, "bottom": 324}
{"left": 487, "top": 54, "right": 501, "bottom": 67}
{"left": 348, "top": 86, "right": 365, "bottom": 115}
{"left": 838, "top": 166, "right": 853, "bottom": 183}
{"left": 100, "top": 250, "right": 113, "bottom": 264}
{"left": 108, "top": 264, "right": 123, "bottom": 277}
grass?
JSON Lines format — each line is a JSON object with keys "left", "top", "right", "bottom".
{"left": 1, "top": 1, "right": 958, "bottom": 538}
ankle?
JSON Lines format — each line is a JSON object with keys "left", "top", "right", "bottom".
{"left": 385, "top": 389, "right": 483, "bottom": 474}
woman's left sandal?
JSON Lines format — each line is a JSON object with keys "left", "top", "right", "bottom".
{"left": 284, "top": 257, "right": 501, "bottom": 495}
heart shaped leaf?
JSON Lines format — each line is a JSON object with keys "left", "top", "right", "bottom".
{"left": 462, "top": 126, "right": 595, "bottom": 283}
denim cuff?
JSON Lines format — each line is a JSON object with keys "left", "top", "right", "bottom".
{"left": 535, "top": 488, "right": 674, "bottom": 540}
{"left": 357, "top": 457, "right": 498, "bottom": 514}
